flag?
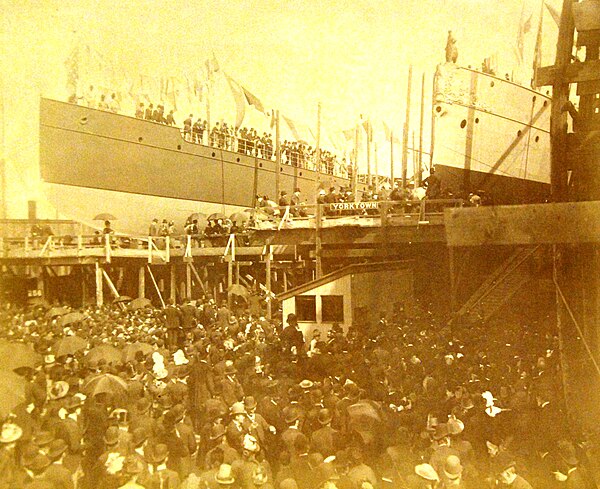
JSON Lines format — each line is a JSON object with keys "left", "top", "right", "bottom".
{"left": 382, "top": 121, "right": 400, "bottom": 143}
{"left": 532, "top": 3, "right": 544, "bottom": 80}
{"left": 545, "top": 1, "right": 560, "bottom": 26}
{"left": 516, "top": 12, "right": 533, "bottom": 64}
{"left": 205, "top": 53, "right": 220, "bottom": 82}
{"left": 270, "top": 110, "right": 276, "bottom": 130}
{"left": 343, "top": 128, "right": 354, "bottom": 141}
{"left": 224, "top": 73, "right": 246, "bottom": 128}
{"left": 282, "top": 114, "right": 301, "bottom": 140}
{"left": 64, "top": 46, "right": 79, "bottom": 94}
{"left": 242, "top": 86, "right": 266, "bottom": 114}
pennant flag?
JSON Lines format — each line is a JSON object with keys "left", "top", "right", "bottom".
{"left": 544, "top": 2, "right": 560, "bottom": 26}
{"left": 343, "top": 128, "right": 354, "bottom": 141}
{"left": 270, "top": 110, "right": 276, "bottom": 130}
{"left": 242, "top": 86, "right": 266, "bottom": 114}
{"left": 532, "top": 3, "right": 544, "bottom": 78}
{"left": 516, "top": 13, "right": 533, "bottom": 64}
{"left": 282, "top": 114, "right": 301, "bottom": 140}
{"left": 382, "top": 121, "right": 400, "bottom": 143}
{"left": 224, "top": 73, "right": 246, "bottom": 129}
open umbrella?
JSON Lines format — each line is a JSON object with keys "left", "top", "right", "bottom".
{"left": 347, "top": 401, "right": 383, "bottom": 444}
{"left": 114, "top": 296, "right": 133, "bottom": 304}
{"left": 93, "top": 213, "right": 117, "bottom": 220}
{"left": 229, "top": 212, "right": 250, "bottom": 224}
{"left": 207, "top": 212, "right": 227, "bottom": 221}
{"left": 228, "top": 284, "right": 249, "bottom": 298}
{"left": 52, "top": 336, "right": 88, "bottom": 358}
{"left": 86, "top": 345, "right": 122, "bottom": 366}
{"left": 0, "top": 343, "right": 41, "bottom": 371}
{"left": 122, "top": 342, "right": 155, "bottom": 363}
{"left": 128, "top": 297, "right": 152, "bottom": 310}
{"left": 83, "top": 373, "right": 128, "bottom": 397}
{"left": 0, "top": 370, "right": 28, "bottom": 417}
{"left": 46, "top": 307, "right": 70, "bottom": 319}
{"left": 59, "top": 312, "right": 86, "bottom": 327}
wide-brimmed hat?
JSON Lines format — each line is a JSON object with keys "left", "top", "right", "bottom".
{"left": 103, "top": 426, "right": 120, "bottom": 447}
{"left": 0, "top": 423, "right": 23, "bottom": 443}
{"left": 210, "top": 423, "right": 226, "bottom": 441}
{"left": 283, "top": 406, "right": 300, "bottom": 424}
{"left": 47, "top": 439, "right": 68, "bottom": 460}
{"left": 224, "top": 361, "right": 237, "bottom": 375}
{"left": 443, "top": 455, "right": 463, "bottom": 480}
{"left": 49, "top": 381, "right": 70, "bottom": 400}
{"left": 243, "top": 396, "right": 257, "bottom": 411}
{"left": 415, "top": 463, "right": 439, "bottom": 481}
{"left": 148, "top": 443, "right": 169, "bottom": 465}
{"left": 230, "top": 402, "right": 246, "bottom": 416}
{"left": 318, "top": 408, "right": 333, "bottom": 425}
{"left": 132, "top": 427, "right": 148, "bottom": 447}
{"left": 299, "top": 379, "right": 314, "bottom": 390}
{"left": 33, "top": 431, "right": 54, "bottom": 447}
{"left": 215, "top": 464, "right": 236, "bottom": 484}
{"left": 447, "top": 417, "right": 464, "bottom": 435}
{"left": 27, "top": 453, "right": 51, "bottom": 473}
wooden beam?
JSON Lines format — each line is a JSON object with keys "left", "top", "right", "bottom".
{"left": 572, "top": 1, "right": 600, "bottom": 32}
{"left": 445, "top": 201, "right": 600, "bottom": 246}
{"left": 536, "top": 59, "right": 600, "bottom": 87}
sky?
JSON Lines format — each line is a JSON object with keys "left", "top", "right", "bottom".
{"left": 2, "top": 0, "right": 562, "bottom": 218}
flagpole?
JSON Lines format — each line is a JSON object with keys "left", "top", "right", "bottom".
{"left": 366, "top": 121, "right": 372, "bottom": 190}
{"left": 315, "top": 102, "right": 321, "bottom": 187}
{"left": 418, "top": 72, "right": 425, "bottom": 188}
{"left": 206, "top": 82, "right": 211, "bottom": 136}
{"left": 402, "top": 65, "right": 412, "bottom": 190}
{"left": 374, "top": 142, "right": 379, "bottom": 193}
{"left": 430, "top": 75, "right": 436, "bottom": 171}
{"left": 390, "top": 130, "right": 394, "bottom": 187}
{"left": 276, "top": 110, "right": 281, "bottom": 200}
{"left": 412, "top": 131, "right": 417, "bottom": 184}
{"left": 353, "top": 124, "right": 359, "bottom": 195}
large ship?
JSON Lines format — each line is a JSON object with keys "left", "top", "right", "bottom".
{"left": 430, "top": 63, "right": 551, "bottom": 203}
{"left": 39, "top": 98, "right": 356, "bottom": 235}
{"left": 38, "top": 62, "right": 552, "bottom": 234}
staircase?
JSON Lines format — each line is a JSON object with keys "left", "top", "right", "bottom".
{"left": 455, "top": 246, "right": 540, "bottom": 323}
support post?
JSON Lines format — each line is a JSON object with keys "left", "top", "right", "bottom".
{"left": 353, "top": 124, "right": 359, "bottom": 194}
{"left": 316, "top": 102, "right": 321, "bottom": 183}
{"left": 449, "top": 247, "right": 456, "bottom": 312}
{"left": 147, "top": 265, "right": 166, "bottom": 308}
{"left": 402, "top": 65, "right": 413, "bottom": 189}
{"left": 266, "top": 245, "right": 272, "bottom": 320}
{"left": 101, "top": 269, "right": 120, "bottom": 298}
{"left": 95, "top": 262, "right": 103, "bottom": 307}
{"left": 315, "top": 202, "right": 323, "bottom": 278}
{"left": 169, "top": 265, "right": 177, "bottom": 303}
{"left": 138, "top": 266, "right": 145, "bottom": 298}
{"left": 418, "top": 71, "right": 425, "bottom": 187}
{"left": 366, "top": 120, "right": 371, "bottom": 189}
{"left": 186, "top": 263, "right": 192, "bottom": 300}
{"left": 227, "top": 260, "right": 233, "bottom": 308}
{"left": 390, "top": 130, "right": 394, "bottom": 186}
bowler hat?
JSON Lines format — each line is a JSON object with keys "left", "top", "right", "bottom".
{"left": 148, "top": 443, "right": 169, "bottom": 465}
{"left": 33, "top": 431, "right": 54, "bottom": 447}
{"left": 318, "top": 408, "right": 333, "bottom": 425}
{"left": 443, "top": 455, "right": 463, "bottom": 480}
{"left": 230, "top": 402, "right": 246, "bottom": 416}
{"left": 103, "top": 426, "right": 120, "bottom": 447}
{"left": 215, "top": 464, "right": 235, "bottom": 484}
{"left": 47, "top": 439, "right": 68, "bottom": 460}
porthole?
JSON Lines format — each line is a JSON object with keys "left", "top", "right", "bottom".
{"left": 79, "top": 117, "right": 88, "bottom": 125}
{"left": 532, "top": 95, "right": 537, "bottom": 102}
{"left": 517, "top": 130, "right": 522, "bottom": 137}
{"left": 543, "top": 101, "right": 548, "bottom": 107}
{"left": 475, "top": 118, "right": 479, "bottom": 124}
{"left": 259, "top": 163, "right": 263, "bottom": 168}
{"left": 212, "top": 152, "right": 216, "bottom": 157}
{"left": 535, "top": 135, "right": 540, "bottom": 142}
{"left": 236, "top": 157, "right": 240, "bottom": 162}
{"left": 138, "top": 137, "right": 143, "bottom": 142}
{"left": 300, "top": 172, "right": 303, "bottom": 176}
{"left": 490, "top": 81, "right": 495, "bottom": 87}
{"left": 460, "top": 120, "right": 467, "bottom": 129}
{"left": 177, "top": 144, "right": 182, "bottom": 150}
{"left": 436, "top": 106, "right": 442, "bottom": 113}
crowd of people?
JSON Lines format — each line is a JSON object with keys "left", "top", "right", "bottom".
{"left": 0, "top": 291, "right": 595, "bottom": 489}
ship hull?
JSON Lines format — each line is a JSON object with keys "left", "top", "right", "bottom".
{"left": 39, "top": 98, "right": 352, "bottom": 232}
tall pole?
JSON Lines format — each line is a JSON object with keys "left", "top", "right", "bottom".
{"left": 0, "top": 73, "right": 5, "bottom": 219}
{"left": 366, "top": 121, "right": 372, "bottom": 189}
{"left": 418, "top": 72, "right": 425, "bottom": 188}
{"left": 265, "top": 245, "right": 272, "bottom": 319}
{"left": 315, "top": 102, "right": 321, "bottom": 187}
{"left": 402, "top": 65, "right": 412, "bottom": 189}
{"left": 374, "top": 142, "right": 379, "bottom": 193}
{"left": 206, "top": 82, "right": 211, "bottom": 136}
{"left": 430, "top": 75, "right": 436, "bottom": 170}
{"left": 353, "top": 124, "right": 359, "bottom": 194}
{"left": 390, "top": 130, "right": 394, "bottom": 187}
{"left": 412, "top": 131, "right": 417, "bottom": 184}
{"left": 275, "top": 109, "right": 281, "bottom": 199}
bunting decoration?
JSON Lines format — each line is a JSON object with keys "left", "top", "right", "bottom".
{"left": 224, "top": 73, "right": 246, "bottom": 128}
{"left": 382, "top": 121, "right": 400, "bottom": 143}
{"left": 242, "top": 86, "right": 267, "bottom": 114}
{"left": 282, "top": 114, "right": 301, "bottom": 140}
{"left": 516, "top": 12, "right": 533, "bottom": 64}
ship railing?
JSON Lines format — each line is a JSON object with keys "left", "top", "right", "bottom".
{"left": 247, "top": 198, "right": 464, "bottom": 229}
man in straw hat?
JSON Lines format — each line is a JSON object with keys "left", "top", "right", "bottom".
{"left": 439, "top": 455, "right": 466, "bottom": 488}
{"left": 215, "top": 463, "right": 237, "bottom": 487}
{"left": 0, "top": 422, "right": 24, "bottom": 488}
{"left": 406, "top": 463, "right": 440, "bottom": 489}
{"left": 493, "top": 452, "right": 533, "bottom": 489}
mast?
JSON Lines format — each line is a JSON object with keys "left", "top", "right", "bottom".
{"left": 0, "top": 76, "right": 5, "bottom": 219}
{"left": 275, "top": 110, "right": 281, "bottom": 199}
{"left": 402, "top": 65, "right": 412, "bottom": 189}
{"left": 417, "top": 72, "right": 425, "bottom": 187}
{"left": 315, "top": 102, "right": 321, "bottom": 188}
{"left": 430, "top": 75, "right": 436, "bottom": 171}
{"left": 366, "top": 120, "right": 371, "bottom": 189}
{"left": 374, "top": 142, "right": 379, "bottom": 193}
{"left": 390, "top": 129, "right": 394, "bottom": 186}
{"left": 353, "top": 124, "right": 359, "bottom": 194}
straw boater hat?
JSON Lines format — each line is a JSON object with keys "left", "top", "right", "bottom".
{"left": 215, "top": 464, "right": 236, "bottom": 485}
{"left": 415, "top": 463, "right": 439, "bottom": 482}
{"left": 0, "top": 423, "right": 23, "bottom": 444}
{"left": 299, "top": 379, "right": 314, "bottom": 390}
{"left": 49, "top": 381, "right": 70, "bottom": 400}
{"left": 230, "top": 402, "right": 246, "bottom": 416}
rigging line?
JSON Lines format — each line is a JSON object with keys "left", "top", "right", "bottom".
{"left": 554, "top": 275, "right": 600, "bottom": 380}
